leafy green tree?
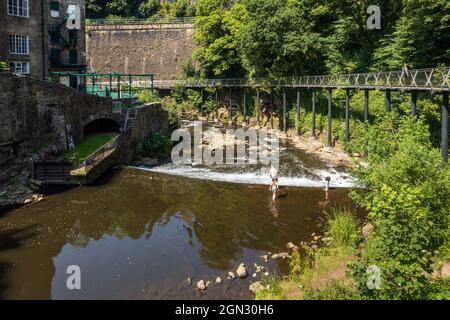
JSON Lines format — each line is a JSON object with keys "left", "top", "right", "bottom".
{"left": 193, "top": 0, "right": 247, "bottom": 77}
{"left": 170, "top": 0, "right": 196, "bottom": 17}
{"left": 350, "top": 114, "right": 450, "bottom": 299}
{"left": 138, "top": 0, "right": 161, "bottom": 17}
{"left": 373, "top": 0, "right": 450, "bottom": 70}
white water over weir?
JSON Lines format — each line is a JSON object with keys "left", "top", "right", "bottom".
{"left": 133, "top": 164, "right": 354, "bottom": 188}
{"left": 132, "top": 121, "right": 354, "bottom": 188}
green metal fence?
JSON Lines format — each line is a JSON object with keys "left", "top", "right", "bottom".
{"left": 50, "top": 72, "right": 154, "bottom": 100}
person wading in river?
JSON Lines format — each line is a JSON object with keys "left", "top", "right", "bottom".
{"left": 269, "top": 165, "right": 278, "bottom": 190}
{"left": 270, "top": 177, "right": 279, "bottom": 201}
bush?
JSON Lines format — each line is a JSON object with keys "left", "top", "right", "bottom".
{"left": 326, "top": 209, "right": 361, "bottom": 249}
{"left": 137, "top": 132, "right": 173, "bottom": 160}
{"left": 350, "top": 113, "right": 450, "bottom": 299}
{"left": 138, "top": 89, "right": 161, "bottom": 103}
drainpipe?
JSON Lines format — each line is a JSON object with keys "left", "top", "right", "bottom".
{"left": 40, "top": 0, "right": 46, "bottom": 79}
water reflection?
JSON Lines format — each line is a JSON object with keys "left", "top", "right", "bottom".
{"left": 0, "top": 168, "right": 359, "bottom": 299}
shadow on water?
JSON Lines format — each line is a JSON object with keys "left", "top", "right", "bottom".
{"left": 0, "top": 225, "right": 38, "bottom": 299}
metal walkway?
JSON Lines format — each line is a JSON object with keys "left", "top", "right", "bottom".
{"left": 154, "top": 67, "right": 450, "bottom": 92}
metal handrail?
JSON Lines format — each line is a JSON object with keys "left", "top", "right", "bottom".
{"left": 75, "top": 135, "right": 121, "bottom": 171}
{"left": 86, "top": 16, "right": 195, "bottom": 26}
{"left": 153, "top": 67, "right": 450, "bottom": 91}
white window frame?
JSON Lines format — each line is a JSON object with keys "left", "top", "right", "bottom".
{"left": 9, "top": 61, "right": 30, "bottom": 75}
{"left": 9, "top": 35, "right": 30, "bottom": 55}
{"left": 7, "top": 0, "right": 29, "bottom": 18}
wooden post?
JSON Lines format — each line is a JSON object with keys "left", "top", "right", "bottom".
{"left": 385, "top": 90, "right": 391, "bottom": 112}
{"left": 442, "top": 92, "right": 449, "bottom": 163}
{"left": 296, "top": 88, "right": 300, "bottom": 136}
{"left": 345, "top": 88, "right": 350, "bottom": 146}
{"left": 327, "top": 88, "right": 332, "bottom": 147}
{"left": 312, "top": 89, "right": 316, "bottom": 138}
{"left": 364, "top": 89, "right": 369, "bottom": 157}
{"left": 411, "top": 91, "right": 417, "bottom": 117}
{"left": 283, "top": 88, "right": 287, "bottom": 133}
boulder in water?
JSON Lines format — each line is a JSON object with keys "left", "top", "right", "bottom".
{"left": 197, "top": 280, "right": 206, "bottom": 291}
{"left": 236, "top": 263, "right": 247, "bottom": 278}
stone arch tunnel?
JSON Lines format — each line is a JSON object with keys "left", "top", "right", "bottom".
{"left": 83, "top": 117, "right": 121, "bottom": 136}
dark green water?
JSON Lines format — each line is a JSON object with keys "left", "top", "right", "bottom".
{"left": 0, "top": 167, "right": 357, "bottom": 299}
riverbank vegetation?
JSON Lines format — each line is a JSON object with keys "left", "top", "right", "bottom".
{"left": 137, "top": 132, "right": 173, "bottom": 160}
{"left": 256, "top": 114, "right": 450, "bottom": 300}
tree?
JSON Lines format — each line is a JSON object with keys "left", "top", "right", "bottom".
{"left": 351, "top": 114, "right": 450, "bottom": 299}
{"left": 193, "top": 0, "right": 247, "bottom": 78}
{"left": 138, "top": 0, "right": 161, "bottom": 17}
{"left": 373, "top": 0, "right": 450, "bottom": 70}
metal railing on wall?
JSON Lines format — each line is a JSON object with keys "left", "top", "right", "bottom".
{"left": 86, "top": 16, "right": 195, "bottom": 26}
{"left": 49, "top": 72, "right": 155, "bottom": 100}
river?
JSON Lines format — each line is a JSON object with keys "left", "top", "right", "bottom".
{"left": 0, "top": 124, "right": 359, "bottom": 300}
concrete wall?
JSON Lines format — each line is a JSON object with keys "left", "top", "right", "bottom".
{"left": 85, "top": 23, "right": 195, "bottom": 79}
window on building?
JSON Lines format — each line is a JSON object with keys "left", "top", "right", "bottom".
{"left": 7, "top": 0, "right": 29, "bottom": 17}
{"left": 50, "top": 1, "right": 60, "bottom": 18}
{"left": 9, "top": 35, "right": 29, "bottom": 54}
{"left": 9, "top": 61, "right": 30, "bottom": 74}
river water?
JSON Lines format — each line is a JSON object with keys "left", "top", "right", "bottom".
{"left": 0, "top": 123, "right": 358, "bottom": 300}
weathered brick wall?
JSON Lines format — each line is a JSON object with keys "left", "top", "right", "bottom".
{"left": 85, "top": 23, "right": 195, "bottom": 79}
{"left": 133, "top": 102, "right": 169, "bottom": 142}
{"left": 0, "top": 72, "right": 113, "bottom": 182}
{"left": 0, "top": 0, "right": 47, "bottom": 78}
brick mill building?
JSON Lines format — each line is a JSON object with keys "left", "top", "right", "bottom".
{"left": 0, "top": 0, "right": 86, "bottom": 83}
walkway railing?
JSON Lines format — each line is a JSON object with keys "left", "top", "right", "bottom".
{"left": 50, "top": 72, "right": 154, "bottom": 100}
{"left": 72, "top": 135, "right": 121, "bottom": 172}
{"left": 86, "top": 17, "right": 195, "bottom": 26}
{"left": 153, "top": 67, "right": 450, "bottom": 91}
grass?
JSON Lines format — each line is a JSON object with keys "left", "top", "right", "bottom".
{"left": 256, "top": 246, "right": 357, "bottom": 300}
{"left": 256, "top": 210, "right": 362, "bottom": 300}
{"left": 326, "top": 209, "right": 361, "bottom": 248}
{"left": 62, "top": 133, "right": 118, "bottom": 166}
